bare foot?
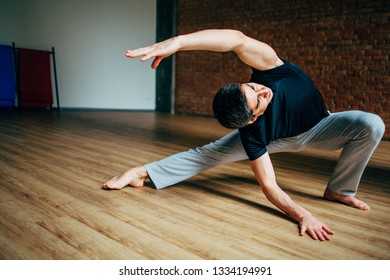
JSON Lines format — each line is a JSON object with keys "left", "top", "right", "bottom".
{"left": 103, "top": 166, "right": 149, "bottom": 190}
{"left": 323, "top": 188, "right": 370, "bottom": 210}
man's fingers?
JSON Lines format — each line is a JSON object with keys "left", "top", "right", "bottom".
{"left": 140, "top": 52, "right": 155, "bottom": 62}
{"left": 322, "top": 225, "right": 335, "bottom": 235}
{"left": 125, "top": 49, "right": 143, "bottom": 58}
{"left": 308, "top": 228, "right": 319, "bottom": 240}
{"left": 300, "top": 223, "right": 334, "bottom": 241}
{"left": 125, "top": 48, "right": 163, "bottom": 69}
{"left": 314, "top": 229, "right": 326, "bottom": 241}
{"left": 151, "top": 56, "right": 164, "bottom": 69}
{"left": 125, "top": 46, "right": 153, "bottom": 59}
{"left": 322, "top": 231, "right": 332, "bottom": 241}
{"left": 299, "top": 223, "right": 306, "bottom": 236}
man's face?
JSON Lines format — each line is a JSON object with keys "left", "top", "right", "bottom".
{"left": 241, "top": 83, "right": 273, "bottom": 124}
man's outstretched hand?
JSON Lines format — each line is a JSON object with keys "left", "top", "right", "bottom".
{"left": 125, "top": 37, "right": 180, "bottom": 69}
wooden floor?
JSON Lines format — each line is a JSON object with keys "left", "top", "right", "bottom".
{"left": 0, "top": 110, "right": 389, "bottom": 260}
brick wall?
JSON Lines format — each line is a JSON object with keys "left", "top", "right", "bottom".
{"left": 174, "top": 0, "right": 389, "bottom": 139}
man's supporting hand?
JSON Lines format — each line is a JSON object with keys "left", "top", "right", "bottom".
{"left": 299, "top": 214, "right": 335, "bottom": 241}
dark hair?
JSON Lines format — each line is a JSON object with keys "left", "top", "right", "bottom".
{"left": 212, "top": 83, "right": 253, "bottom": 129}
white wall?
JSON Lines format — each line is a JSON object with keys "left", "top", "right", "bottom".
{"left": 0, "top": 0, "right": 156, "bottom": 109}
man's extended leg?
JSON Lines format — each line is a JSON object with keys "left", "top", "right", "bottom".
{"left": 145, "top": 130, "right": 247, "bottom": 189}
{"left": 103, "top": 130, "right": 247, "bottom": 190}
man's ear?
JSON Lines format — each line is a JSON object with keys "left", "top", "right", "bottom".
{"left": 247, "top": 116, "right": 258, "bottom": 125}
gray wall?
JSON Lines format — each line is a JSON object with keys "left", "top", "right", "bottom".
{"left": 0, "top": 0, "right": 156, "bottom": 109}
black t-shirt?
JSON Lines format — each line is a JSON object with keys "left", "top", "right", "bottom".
{"left": 239, "top": 60, "right": 329, "bottom": 160}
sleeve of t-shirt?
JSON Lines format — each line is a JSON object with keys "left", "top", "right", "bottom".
{"left": 239, "top": 128, "right": 267, "bottom": 161}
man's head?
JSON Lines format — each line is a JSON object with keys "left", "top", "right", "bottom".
{"left": 212, "top": 82, "right": 273, "bottom": 129}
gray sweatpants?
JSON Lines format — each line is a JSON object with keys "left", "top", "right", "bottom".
{"left": 145, "top": 111, "right": 385, "bottom": 196}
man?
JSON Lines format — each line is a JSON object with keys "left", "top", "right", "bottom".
{"left": 103, "top": 29, "right": 385, "bottom": 241}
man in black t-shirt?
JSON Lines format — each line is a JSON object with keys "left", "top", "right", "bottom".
{"left": 213, "top": 60, "right": 330, "bottom": 160}
{"left": 103, "top": 29, "right": 385, "bottom": 241}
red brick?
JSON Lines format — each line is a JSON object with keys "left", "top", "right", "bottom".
{"left": 175, "top": 0, "right": 390, "bottom": 139}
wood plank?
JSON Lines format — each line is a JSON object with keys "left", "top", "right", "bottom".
{"left": 0, "top": 200, "right": 87, "bottom": 259}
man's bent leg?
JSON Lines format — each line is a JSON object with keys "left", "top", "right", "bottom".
{"left": 145, "top": 130, "right": 248, "bottom": 189}
{"left": 265, "top": 111, "right": 384, "bottom": 210}
{"left": 306, "top": 111, "right": 384, "bottom": 196}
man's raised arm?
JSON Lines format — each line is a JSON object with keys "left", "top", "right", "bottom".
{"left": 126, "top": 29, "right": 282, "bottom": 70}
